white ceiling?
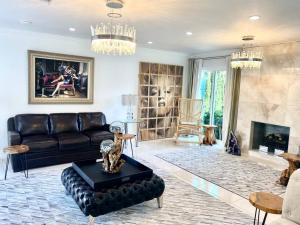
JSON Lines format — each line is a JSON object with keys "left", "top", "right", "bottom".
{"left": 1, "top": 0, "right": 300, "bottom": 54}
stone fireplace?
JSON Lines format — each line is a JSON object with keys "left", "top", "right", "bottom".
{"left": 236, "top": 42, "right": 300, "bottom": 155}
{"left": 250, "top": 121, "right": 290, "bottom": 153}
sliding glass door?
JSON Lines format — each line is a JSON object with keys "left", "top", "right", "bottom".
{"left": 199, "top": 70, "right": 226, "bottom": 140}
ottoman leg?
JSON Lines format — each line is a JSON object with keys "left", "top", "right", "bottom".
{"left": 88, "top": 215, "right": 95, "bottom": 225}
{"left": 157, "top": 196, "right": 163, "bottom": 208}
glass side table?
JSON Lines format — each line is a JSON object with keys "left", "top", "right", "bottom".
{"left": 121, "top": 120, "right": 142, "bottom": 147}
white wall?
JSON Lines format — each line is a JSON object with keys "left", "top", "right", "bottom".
{"left": 0, "top": 28, "right": 188, "bottom": 150}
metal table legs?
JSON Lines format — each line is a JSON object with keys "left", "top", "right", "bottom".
{"left": 23, "top": 153, "right": 29, "bottom": 178}
{"left": 124, "top": 122, "right": 129, "bottom": 148}
{"left": 136, "top": 123, "right": 140, "bottom": 147}
{"left": 4, "top": 153, "right": 28, "bottom": 180}
{"left": 253, "top": 208, "right": 268, "bottom": 225}
{"left": 123, "top": 122, "right": 140, "bottom": 148}
{"left": 4, "top": 154, "right": 10, "bottom": 180}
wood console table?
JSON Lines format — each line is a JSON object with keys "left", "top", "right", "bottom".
{"left": 278, "top": 153, "right": 300, "bottom": 186}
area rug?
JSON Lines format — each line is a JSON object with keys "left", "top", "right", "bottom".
{"left": 0, "top": 163, "right": 252, "bottom": 225}
{"left": 156, "top": 147, "right": 286, "bottom": 199}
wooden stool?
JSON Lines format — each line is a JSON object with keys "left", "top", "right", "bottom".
{"left": 117, "top": 134, "right": 136, "bottom": 157}
{"left": 3, "top": 145, "right": 29, "bottom": 180}
{"left": 203, "top": 125, "right": 217, "bottom": 145}
{"left": 249, "top": 192, "right": 283, "bottom": 225}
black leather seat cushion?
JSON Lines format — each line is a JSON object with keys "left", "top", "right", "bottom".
{"left": 15, "top": 114, "right": 49, "bottom": 136}
{"left": 50, "top": 113, "right": 79, "bottom": 134}
{"left": 22, "top": 135, "right": 57, "bottom": 152}
{"left": 78, "top": 112, "right": 107, "bottom": 131}
{"left": 84, "top": 130, "right": 114, "bottom": 146}
{"left": 56, "top": 133, "right": 90, "bottom": 151}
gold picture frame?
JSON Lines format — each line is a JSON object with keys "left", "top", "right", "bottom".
{"left": 28, "top": 50, "right": 94, "bottom": 104}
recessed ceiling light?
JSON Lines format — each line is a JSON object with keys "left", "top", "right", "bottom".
{"left": 20, "top": 20, "right": 32, "bottom": 24}
{"left": 249, "top": 15, "right": 260, "bottom": 21}
{"left": 186, "top": 31, "right": 193, "bottom": 36}
{"left": 147, "top": 41, "right": 153, "bottom": 44}
{"left": 69, "top": 27, "right": 76, "bottom": 32}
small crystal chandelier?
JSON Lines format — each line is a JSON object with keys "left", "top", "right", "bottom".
{"left": 231, "top": 35, "right": 263, "bottom": 69}
{"left": 91, "top": 0, "right": 136, "bottom": 55}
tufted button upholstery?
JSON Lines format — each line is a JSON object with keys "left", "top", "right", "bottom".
{"left": 61, "top": 167, "right": 165, "bottom": 217}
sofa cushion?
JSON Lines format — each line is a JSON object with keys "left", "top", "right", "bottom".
{"left": 15, "top": 114, "right": 49, "bottom": 136}
{"left": 78, "top": 112, "right": 107, "bottom": 131}
{"left": 56, "top": 133, "right": 90, "bottom": 151}
{"left": 50, "top": 113, "right": 79, "bottom": 134}
{"left": 84, "top": 130, "right": 114, "bottom": 146}
{"left": 22, "top": 135, "right": 58, "bottom": 153}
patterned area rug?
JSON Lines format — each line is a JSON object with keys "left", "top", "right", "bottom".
{"left": 156, "top": 147, "right": 286, "bottom": 199}
{"left": 0, "top": 163, "right": 252, "bottom": 225}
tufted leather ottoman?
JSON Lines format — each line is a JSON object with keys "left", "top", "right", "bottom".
{"left": 61, "top": 167, "right": 165, "bottom": 224}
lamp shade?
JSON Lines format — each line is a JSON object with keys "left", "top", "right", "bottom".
{"left": 121, "top": 94, "right": 137, "bottom": 106}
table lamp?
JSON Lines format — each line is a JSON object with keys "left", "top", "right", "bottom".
{"left": 122, "top": 94, "right": 137, "bottom": 121}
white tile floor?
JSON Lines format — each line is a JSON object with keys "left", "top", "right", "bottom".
{"left": 0, "top": 138, "right": 288, "bottom": 224}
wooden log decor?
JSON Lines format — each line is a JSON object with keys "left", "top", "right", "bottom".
{"left": 203, "top": 125, "right": 217, "bottom": 145}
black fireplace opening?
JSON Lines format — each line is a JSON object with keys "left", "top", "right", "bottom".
{"left": 251, "top": 121, "right": 290, "bottom": 153}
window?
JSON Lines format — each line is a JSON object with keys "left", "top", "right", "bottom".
{"left": 199, "top": 70, "right": 226, "bottom": 140}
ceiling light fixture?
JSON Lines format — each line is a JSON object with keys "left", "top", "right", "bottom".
{"left": 231, "top": 35, "right": 263, "bottom": 69}
{"left": 249, "top": 15, "right": 260, "bottom": 21}
{"left": 69, "top": 27, "right": 76, "bottom": 32}
{"left": 186, "top": 31, "right": 193, "bottom": 36}
{"left": 90, "top": 0, "right": 136, "bottom": 55}
{"left": 147, "top": 41, "right": 153, "bottom": 44}
{"left": 20, "top": 20, "right": 32, "bottom": 24}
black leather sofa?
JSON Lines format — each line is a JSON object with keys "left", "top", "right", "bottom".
{"left": 7, "top": 112, "right": 114, "bottom": 172}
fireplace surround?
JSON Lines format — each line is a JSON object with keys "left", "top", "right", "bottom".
{"left": 250, "top": 121, "right": 290, "bottom": 153}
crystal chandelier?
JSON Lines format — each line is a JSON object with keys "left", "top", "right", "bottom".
{"left": 231, "top": 36, "right": 263, "bottom": 69}
{"left": 91, "top": 0, "right": 136, "bottom": 55}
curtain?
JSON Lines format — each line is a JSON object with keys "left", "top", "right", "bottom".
{"left": 187, "top": 58, "right": 203, "bottom": 99}
{"left": 222, "top": 56, "right": 241, "bottom": 146}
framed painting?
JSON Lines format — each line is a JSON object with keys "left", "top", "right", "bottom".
{"left": 138, "top": 62, "right": 183, "bottom": 141}
{"left": 28, "top": 50, "right": 94, "bottom": 104}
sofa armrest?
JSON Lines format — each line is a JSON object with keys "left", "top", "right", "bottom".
{"left": 100, "top": 124, "right": 111, "bottom": 132}
{"left": 8, "top": 131, "right": 21, "bottom": 145}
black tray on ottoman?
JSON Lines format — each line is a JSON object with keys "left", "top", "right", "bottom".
{"left": 72, "top": 154, "right": 153, "bottom": 191}
{"left": 61, "top": 155, "right": 165, "bottom": 224}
